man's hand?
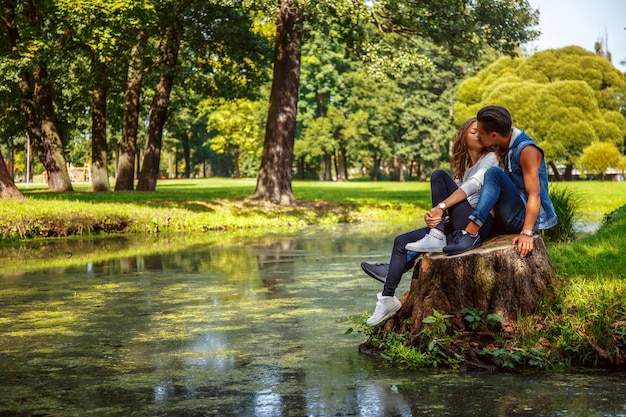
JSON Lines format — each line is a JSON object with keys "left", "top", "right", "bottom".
{"left": 512, "top": 234, "right": 534, "bottom": 257}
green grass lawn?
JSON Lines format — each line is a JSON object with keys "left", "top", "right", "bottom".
{"left": 9, "top": 178, "right": 624, "bottom": 240}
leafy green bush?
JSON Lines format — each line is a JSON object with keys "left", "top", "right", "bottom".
{"left": 541, "top": 187, "right": 580, "bottom": 242}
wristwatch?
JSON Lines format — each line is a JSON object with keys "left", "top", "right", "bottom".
{"left": 437, "top": 202, "right": 447, "bottom": 211}
{"left": 520, "top": 229, "right": 534, "bottom": 237}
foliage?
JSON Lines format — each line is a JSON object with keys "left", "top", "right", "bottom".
{"left": 344, "top": 312, "right": 463, "bottom": 370}
{"left": 0, "top": 0, "right": 553, "bottom": 190}
{"left": 454, "top": 46, "right": 626, "bottom": 178}
{"left": 370, "top": 0, "right": 540, "bottom": 59}
{"left": 422, "top": 309, "right": 454, "bottom": 337}
{"left": 540, "top": 187, "right": 580, "bottom": 243}
{"left": 461, "top": 307, "right": 502, "bottom": 331}
{"left": 200, "top": 98, "right": 266, "bottom": 178}
{"left": 577, "top": 142, "right": 623, "bottom": 180}
{"left": 479, "top": 347, "right": 565, "bottom": 370}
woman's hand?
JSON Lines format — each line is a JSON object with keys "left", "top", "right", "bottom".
{"left": 424, "top": 207, "right": 443, "bottom": 228}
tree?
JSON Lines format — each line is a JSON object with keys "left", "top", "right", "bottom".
{"left": 254, "top": 0, "right": 541, "bottom": 203}
{"left": 0, "top": 150, "right": 24, "bottom": 199}
{"left": 115, "top": 30, "right": 148, "bottom": 191}
{"left": 341, "top": 70, "right": 401, "bottom": 180}
{"left": 1, "top": 1, "right": 73, "bottom": 191}
{"left": 253, "top": 0, "right": 303, "bottom": 204}
{"left": 136, "top": 0, "right": 271, "bottom": 190}
{"left": 578, "top": 142, "right": 622, "bottom": 180}
{"left": 454, "top": 47, "right": 626, "bottom": 180}
{"left": 54, "top": 0, "right": 157, "bottom": 192}
{"left": 202, "top": 98, "right": 265, "bottom": 178}
{"left": 136, "top": 23, "right": 181, "bottom": 191}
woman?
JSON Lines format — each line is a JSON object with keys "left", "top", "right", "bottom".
{"left": 362, "top": 117, "right": 502, "bottom": 326}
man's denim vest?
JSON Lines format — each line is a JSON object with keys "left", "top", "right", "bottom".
{"left": 505, "top": 130, "right": 558, "bottom": 230}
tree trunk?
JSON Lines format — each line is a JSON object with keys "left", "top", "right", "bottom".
{"left": 252, "top": 0, "right": 302, "bottom": 205}
{"left": 32, "top": 63, "right": 73, "bottom": 192}
{"left": 564, "top": 165, "right": 574, "bottom": 181}
{"left": 370, "top": 154, "right": 381, "bottom": 180}
{"left": 115, "top": 30, "right": 146, "bottom": 191}
{"left": 136, "top": 26, "right": 181, "bottom": 192}
{"left": 549, "top": 161, "right": 563, "bottom": 181}
{"left": 323, "top": 153, "right": 332, "bottom": 180}
{"left": 233, "top": 146, "right": 241, "bottom": 179}
{"left": 182, "top": 130, "right": 191, "bottom": 178}
{"left": 390, "top": 235, "right": 557, "bottom": 336}
{"left": 18, "top": 70, "right": 45, "bottom": 163}
{"left": 5, "top": 7, "right": 71, "bottom": 192}
{"left": 0, "top": 151, "right": 24, "bottom": 200}
{"left": 91, "top": 58, "right": 110, "bottom": 192}
{"left": 336, "top": 147, "right": 347, "bottom": 181}
{"left": 4, "top": 9, "right": 44, "bottom": 168}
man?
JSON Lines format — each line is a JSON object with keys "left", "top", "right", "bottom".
{"left": 443, "top": 105, "right": 557, "bottom": 256}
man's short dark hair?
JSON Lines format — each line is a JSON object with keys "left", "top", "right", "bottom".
{"left": 477, "top": 106, "right": 512, "bottom": 136}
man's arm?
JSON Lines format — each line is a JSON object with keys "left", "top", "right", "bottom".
{"left": 512, "top": 145, "right": 544, "bottom": 256}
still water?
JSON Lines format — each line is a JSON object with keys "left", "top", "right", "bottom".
{"left": 1, "top": 224, "right": 625, "bottom": 417}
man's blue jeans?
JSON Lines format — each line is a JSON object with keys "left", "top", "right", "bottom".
{"left": 468, "top": 167, "right": 526, "bottom": 234}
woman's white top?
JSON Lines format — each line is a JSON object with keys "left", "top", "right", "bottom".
{"left": 455, "top": 152, "right": 500, "bottom": 206}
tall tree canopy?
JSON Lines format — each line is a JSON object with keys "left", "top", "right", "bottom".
{"left": 1, "top": 0, "right": 541, "bottom": 198}
{"left": 253, "top": 0, "right": 540, "bottom": 204}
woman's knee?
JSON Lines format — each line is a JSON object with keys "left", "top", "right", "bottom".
{"left": 430, "top": 169, "right": 447, "bottom": 183}
{"left": 393, "top": 235, "right": 409, "bottom": 252}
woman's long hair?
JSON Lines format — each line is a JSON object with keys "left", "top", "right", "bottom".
{"left": 451, "top": 117, "right": 478, "bottom": 181}
{"left": 451, "top": 117, "right": 504, "bottom": 180}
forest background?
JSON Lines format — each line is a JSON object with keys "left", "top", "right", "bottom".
{"left": 0, "top": 0, "right": 625, "bottom": 205}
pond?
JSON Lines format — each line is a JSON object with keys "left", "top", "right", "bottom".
{"left": 1, "top": 224, "right": 625, "bottom": 417}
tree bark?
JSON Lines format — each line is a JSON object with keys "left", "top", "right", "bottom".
{"left": 336, "top": 147, "right": 347, "bottom": 181}
{"left": 91, "top": 58, "right": 110, "bottom": 192}
{"left": 18, "top": 70, "right": 45, "bottom": 163}
{"left": 0, "top": 150, "right": 24, "bottom": 200}
{"left": 115, "top": 30, "right": 146, "bottom": 191}
{"left": 136, "top": 25, "right": 181, "bottom": 192}
{"left": 252, "top": 0, "right": 302, "bottom": 205}
{"left": 391, "top": 235, "right": 557, "bottom": 335}
{"left": 182, "top": 130, "right": 191, "bottom": 178}
{"left": 323, "top": 153, "right": 332, "bottom": 180}
{"left": 32, "top": 63, "right": 73, "bottom": 192}
{"left": 549, "top": 161, "right": 563, "bottom": 181}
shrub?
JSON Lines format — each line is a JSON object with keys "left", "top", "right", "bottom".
{"left": 541, "top": 187, "right": 580, "bottom": 242}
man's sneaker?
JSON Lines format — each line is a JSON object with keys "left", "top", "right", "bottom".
{"left": 443, "top": 230, "right": 482, "bottom": 255}
{"left": 361, "top": 262, "right": 388, "bottom": 284}
{"left": 366, "top": 292, "right": 402, "bottom": 326}
{"left": 405, "top": 229, "right": 446, "bottom": 252}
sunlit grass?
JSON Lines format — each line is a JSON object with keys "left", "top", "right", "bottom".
{"left": 8, "top": 178, "right": 625, "bottom": 243}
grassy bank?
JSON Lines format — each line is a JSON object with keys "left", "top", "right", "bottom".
{"left": 6, "top": 178, "right": 625, "bottom": 241}
{"left": 5, "top": 179, "right": 430, "bottom": 240}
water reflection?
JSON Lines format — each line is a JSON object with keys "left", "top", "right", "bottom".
{"left": 1, "top": 224, "right": 625, "bottom": 417}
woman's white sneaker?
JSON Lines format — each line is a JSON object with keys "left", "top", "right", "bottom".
{"left": 405, "top": 229, "right": 446, "bottom": 252}
{"left": 366, "top": 293, "right": 401, "bottom": 326}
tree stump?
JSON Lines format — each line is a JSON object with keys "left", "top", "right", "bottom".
{"left": 391, "top": 234, "right": 557, "bottom": 335}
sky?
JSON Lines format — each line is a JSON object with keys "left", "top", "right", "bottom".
{"left": 525, "top": 0, "right": 626, "bottom": 72}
